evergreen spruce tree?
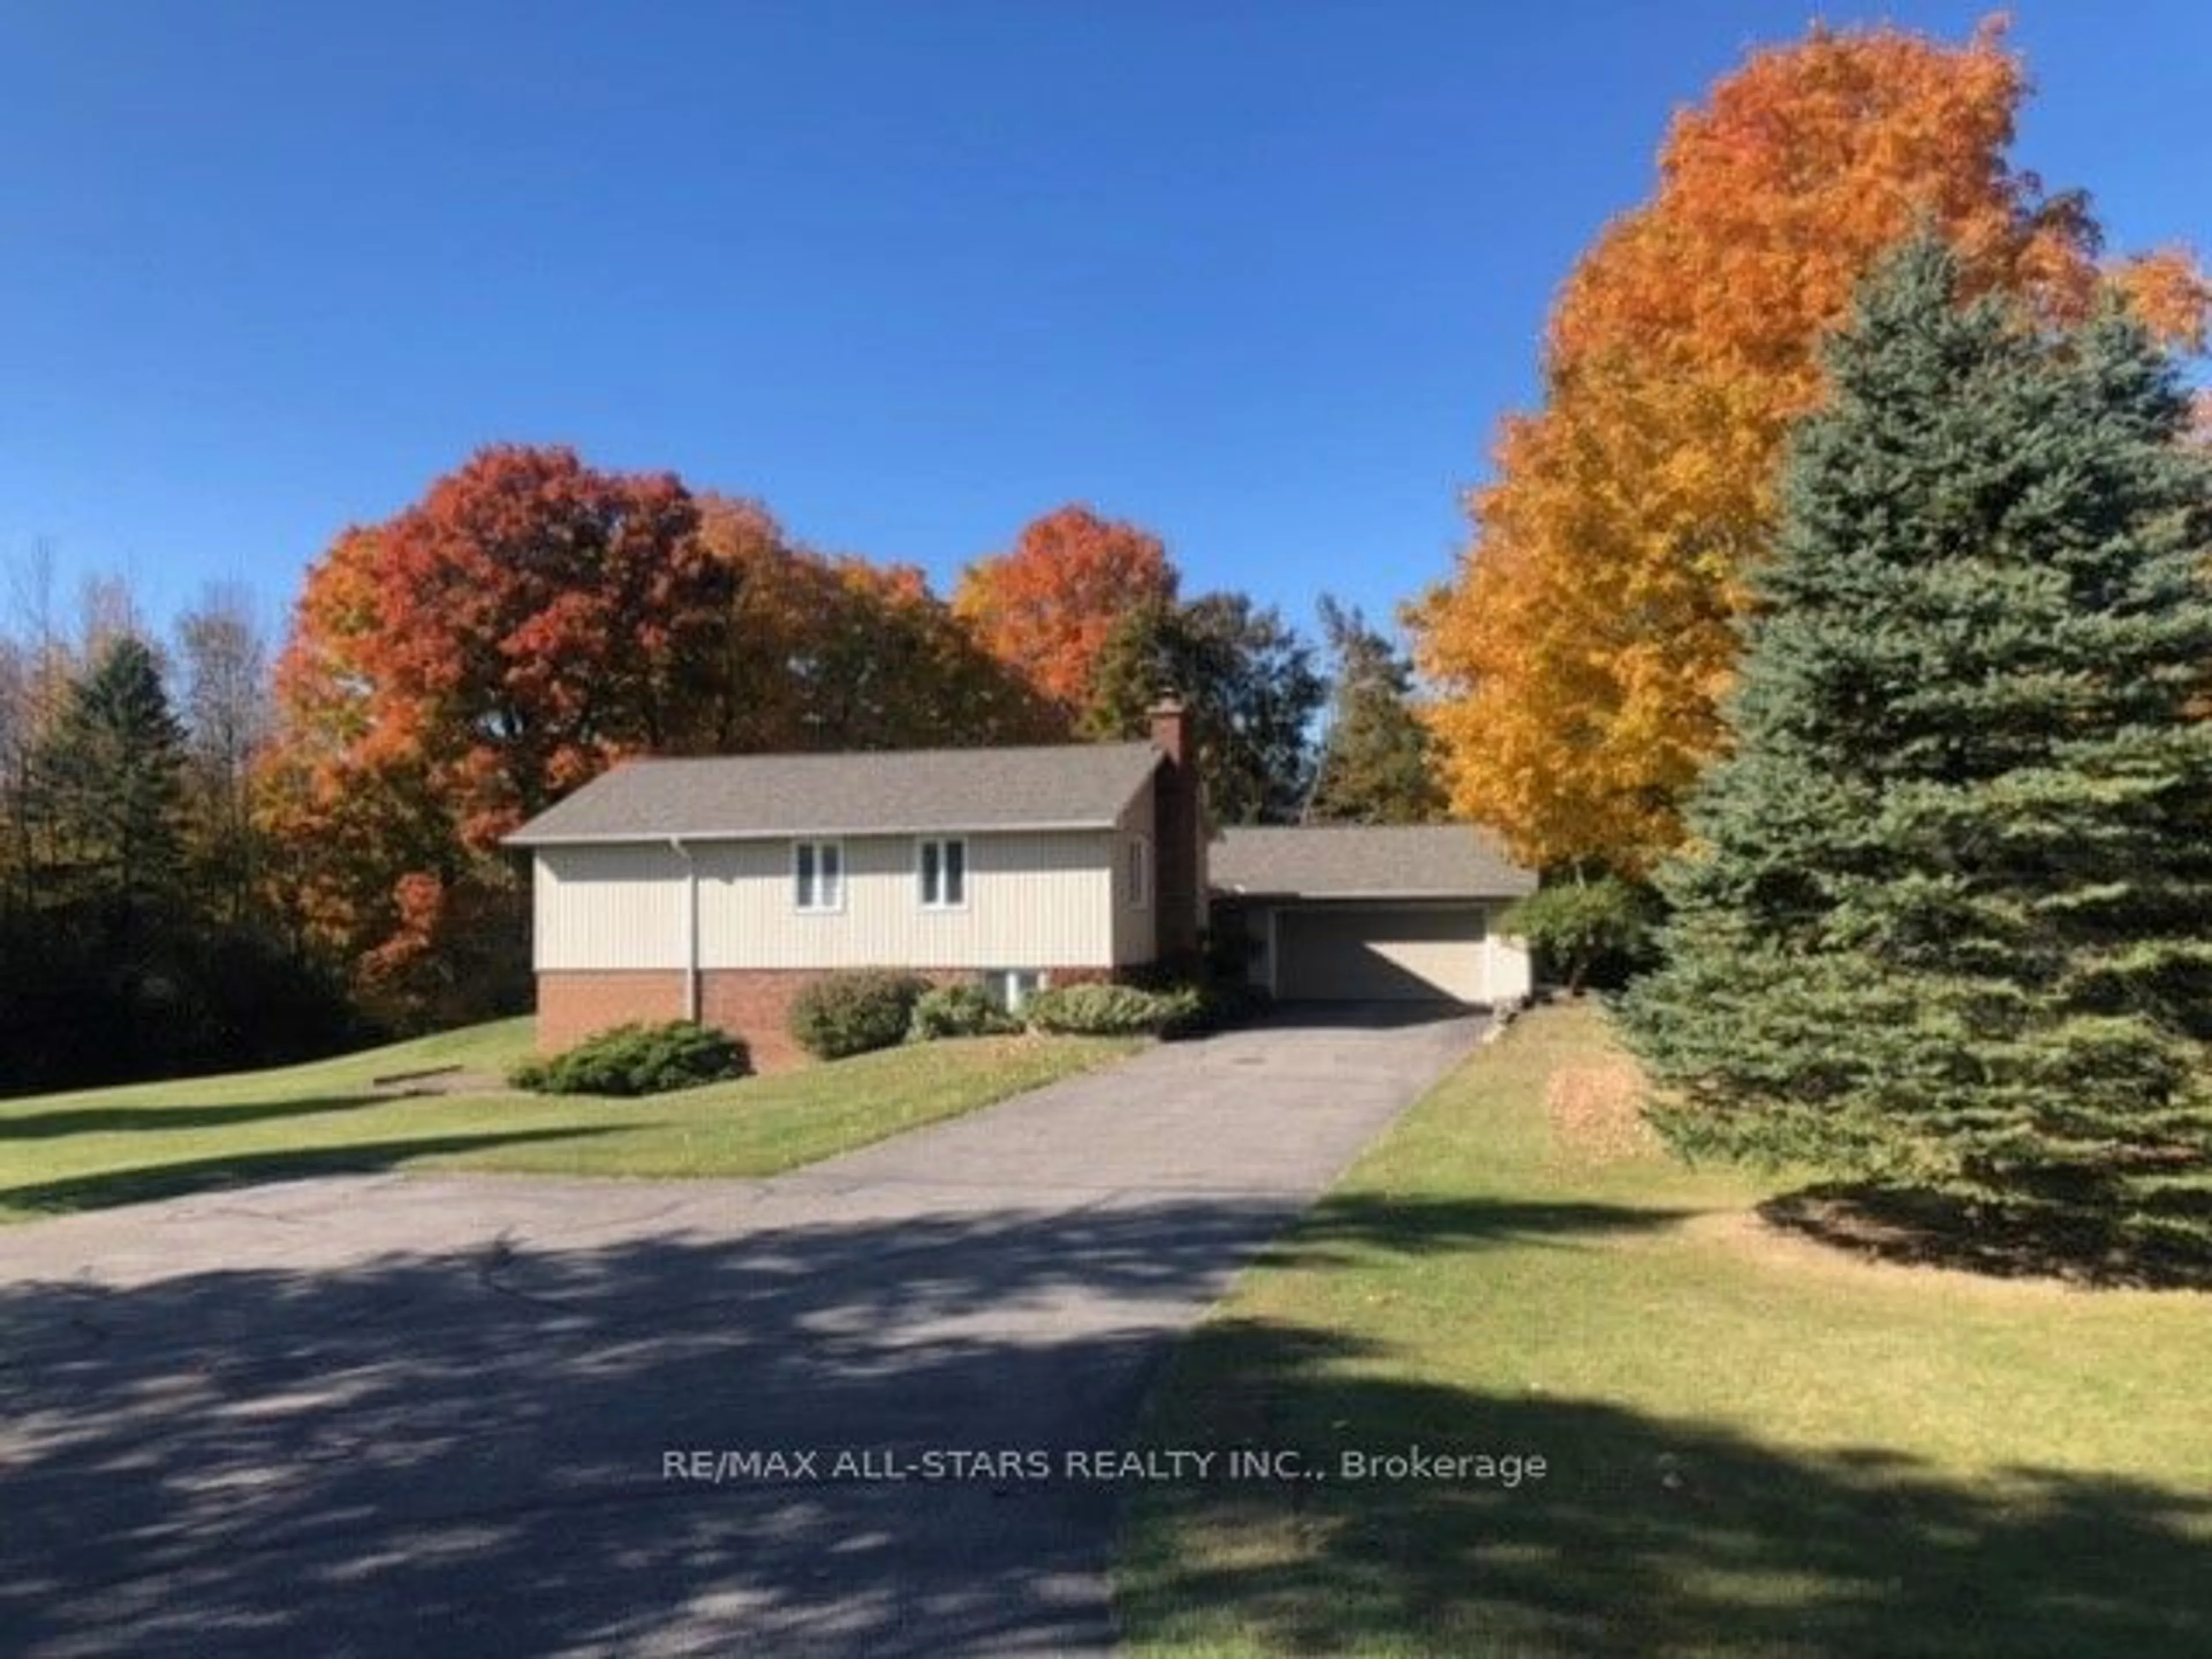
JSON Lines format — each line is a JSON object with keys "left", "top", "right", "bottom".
{"left": 1306, "top": 597, "right": 1446, "bottom": 825}
{"left": 1618, "top": 236, "right": 2212, "bottom": 1259}
{"left": 33, "top": 635, "right": 188, "bottom": 925}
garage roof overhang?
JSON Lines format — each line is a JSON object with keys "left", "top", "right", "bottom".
{"left": 1207, "top": 824, "right": 1537, "bottom": 905}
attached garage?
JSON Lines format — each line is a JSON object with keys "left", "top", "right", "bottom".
{"left": 1275, "top": 903, "right": 1488, "bottom": 1002}
{"left": 1210, "top": 827, "right": 1536, "bottom": 1007}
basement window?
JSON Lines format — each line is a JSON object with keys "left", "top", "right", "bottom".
{"left": 982, "top": 969, "right": 1048, "bottom": 1013}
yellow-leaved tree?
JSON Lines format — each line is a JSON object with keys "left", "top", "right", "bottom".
{"left": 1411, "top": 17, "right": 2206, "bottom": 876}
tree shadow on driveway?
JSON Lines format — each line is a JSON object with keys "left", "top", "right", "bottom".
{"left": 3, "top": 1188, "right": 2200, "bottom": 1657}
{"left": 0, "top": 1127, "right": 624, "bottom": 1218}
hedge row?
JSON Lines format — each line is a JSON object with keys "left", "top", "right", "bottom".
{"left": 789, "top": 971, "right": 1269, "bottom": 1055}
{"left": 513, "top": 974, "right": 1271, "bottom": 1094}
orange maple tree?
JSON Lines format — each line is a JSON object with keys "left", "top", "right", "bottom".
{"left": 700, "top": 495, "right": 1065, "bottom": 752}
{"left": 259, "top": 448, "right": 733, "bottom": 1020}
{"left": 259, "top": 453, "right": 1067, "bottom": 1022}
{"left": 1411, "top": 18, "right": 2209, "bottom": 876}
{"left": 283, "top": 445, "right": 728, "bottom": 850}
{"left": 952, "top": 505, "right": 1180, "bottom": 713}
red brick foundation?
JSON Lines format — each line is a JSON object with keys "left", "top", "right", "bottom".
{"left": 535, "top": 971, "right": 688, "bottom": 1055}
{"left": 695, "top": 969, "right": 974, "bottom": 1074}
{"left": 536, "top": 965, "right": 1120, "bottom": 1073}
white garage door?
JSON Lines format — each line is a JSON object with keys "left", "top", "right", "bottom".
{"left": 1275, "top": 905, "right": 1485, "bottom": 1002}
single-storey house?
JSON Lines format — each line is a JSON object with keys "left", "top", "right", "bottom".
{"left": 505, "top": 704, "right": 1534, "bottom": 1067}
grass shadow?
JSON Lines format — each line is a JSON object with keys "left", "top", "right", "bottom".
{"left": 1761, "top": 1183, "right": 2212, "bottom": 1291}
{"left": 1290, "top": 1192, "right": 1698, "bottom": 1260}
{"left": 0, "top": 1096, "right": 394, "bottom": 1141}
{"left": 0, "top": 1126, "right": 626, "bottom": 1218}
{"left": 1124, "top": 1313, "right": 2212, "bottom": 1658}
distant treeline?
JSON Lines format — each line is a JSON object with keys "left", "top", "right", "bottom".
{"left": 0, "top": 452, "right": 1440, "bottom": 1094}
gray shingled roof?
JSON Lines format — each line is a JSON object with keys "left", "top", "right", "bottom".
{"left": 1209, "top": 824, "right": 1536, "bottom": 900}
{"left": 504, "top": 741, "right": 1164, "bottom": 845}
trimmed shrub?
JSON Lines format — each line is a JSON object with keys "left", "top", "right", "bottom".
{"left": 1123, "top": 934, "right": 1275, "bottom": 1041}
{"left": 509, "top": 1020, "right": 748, "bottom": 1096}
{"left": 908, "top": 983, "right": 1021, "bottom": 1042}
{"left": 790, "top": 970, "right": 931, "bottom": 1059}
{"left": 1022, "top": 982, "right": 1185, "bottom": 1036}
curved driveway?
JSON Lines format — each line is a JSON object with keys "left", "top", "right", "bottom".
{"left": 1, "top": 1009, "right": 1482, "bottom": 1657}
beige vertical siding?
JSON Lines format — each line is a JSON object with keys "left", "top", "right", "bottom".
{"left": 533, "top": 844, "right": 688, "bottom": 970}
{"left": 686, "top": 831, "right": 1117, "bottom": 969}
{"left": 1110, "top": 776, "right": 1158, "bottom": 967}
{"left": 539, "top": 834, "right": 1118, "bottom": 971}
{"left": 1483, "top": 908, "right": 1533, "bottom": 1002}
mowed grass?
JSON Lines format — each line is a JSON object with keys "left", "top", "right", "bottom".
{"left": 0, "top": 1021, "right": 1138, "bottom": 1224}
{"left": 1119, "top": 1001, "right": 2212, "bottom": 1658}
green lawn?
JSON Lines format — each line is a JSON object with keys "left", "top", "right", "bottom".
{"left": 1119, "top": 1001, "right": 2212, "bottom": 1658}
{"left": 0, "top": 1020, "right": 1137, "bottom": 1224}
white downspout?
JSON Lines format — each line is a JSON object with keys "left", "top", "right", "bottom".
{"left": 669, "top": 838, "right": 700, "bottom": 1022}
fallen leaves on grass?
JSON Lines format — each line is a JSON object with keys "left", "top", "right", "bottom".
{"left": 1544, "top": 1062, "right": 1657, "bottom": 1164}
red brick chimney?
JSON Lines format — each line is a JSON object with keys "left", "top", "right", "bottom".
{"left": 1149, "top": 699, "right": 1189, "bottom": 766}
{"left": 1148, "top": 699, "right": 1206, "bottom": 964}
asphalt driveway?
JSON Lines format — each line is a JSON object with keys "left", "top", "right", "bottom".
{"left": 1, "top": 1007, "right": 1484, "bottom": 1657}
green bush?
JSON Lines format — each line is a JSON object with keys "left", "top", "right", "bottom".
{"left": 1159, "top": 978, "right": 1271, "bottom": 1040}
{"left": 1124, "top": 936, "right": 1274, "bottom": 1040}
{"left": 907, "top": 983, "right": 1021, "bottom": 1042}
{"left": 509, "top": 1020, "right": 748, "bottom": 1096}
{"left": 1022, "top": 981, "right": 1185, "bottom": 1036}
{"left": 789, "top": 970, "right": 932, "bottom": 1059}
{"left": 1501, "top": 875, "right": 1661, "bottom": 993}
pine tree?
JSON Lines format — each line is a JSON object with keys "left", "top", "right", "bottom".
{"left": 33, "top": 635, "right": 188, "bottom": 925}
{"left": 1306, "top": 597, "right": 1445, "bottom": 825}
{"left": 1619, "top": 236, "right": 2212, "bottom": 1259}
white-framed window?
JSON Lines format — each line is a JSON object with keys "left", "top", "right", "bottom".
{"left": 916, "top": 837, "right": 967, "bottom": 910}
{"left": 982, "top": 968, "right": 1048, "bottom": 1013}
{"left": 1125, "top": 835, "right": 1150, "bottom": 908}
{"left": 793, "top": 840, "right": 844, "bottom": 912}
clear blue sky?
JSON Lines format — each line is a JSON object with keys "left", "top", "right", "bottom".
{"left": 0, "top": 1, "right": 2203, "bottom": 652}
